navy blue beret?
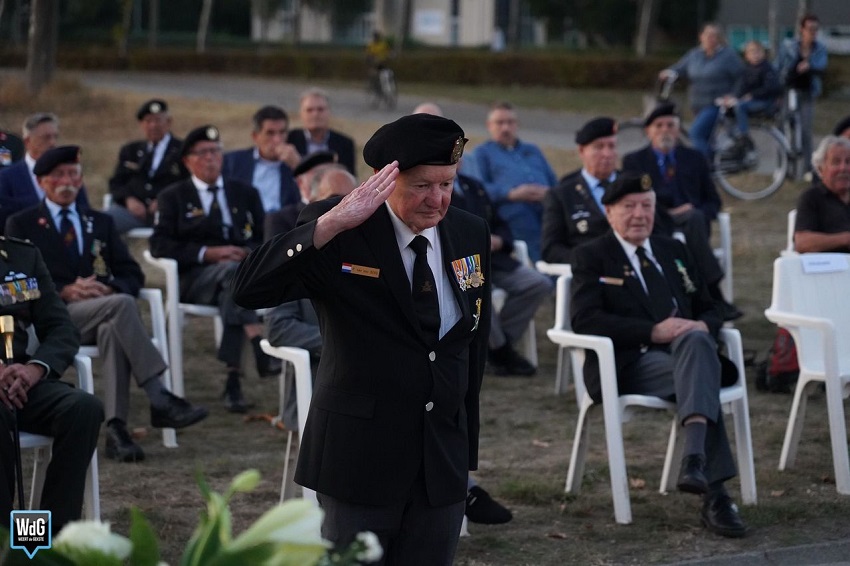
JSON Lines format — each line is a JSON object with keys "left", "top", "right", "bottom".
{"left": 33, "top": 145, "right": 81, "bottom": 176}
{"left": 363, "top": 114, "right": 467, "bottom": 171}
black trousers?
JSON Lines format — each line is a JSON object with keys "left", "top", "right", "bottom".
{"left": 0, "top": 379, "right": 103, "bottom": 534}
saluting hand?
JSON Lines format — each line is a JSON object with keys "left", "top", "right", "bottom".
{"left": 313, "top": 161, "right": 399, "bottom": 249}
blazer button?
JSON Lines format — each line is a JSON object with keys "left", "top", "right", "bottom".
{"left": 144, "top": 183, "right": 153, "bottom": 191}
{"left": 425, "top": 401, "right": 434, "bottom": 412}
{"left": 287, "top": 249, "right": 294, "bottom": 257}
{"left": 428, "top": 351, "right": 436, "bottom": 362}
{"left": 296, "top": 243, "right": 303, "bottom": 252}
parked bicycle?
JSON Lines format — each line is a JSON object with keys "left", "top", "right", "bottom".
{"left": 620, "top": 75, "right": 804, "bottom": 200}
{"left": 368, "top": 66, "right": 397, "bottom": 111}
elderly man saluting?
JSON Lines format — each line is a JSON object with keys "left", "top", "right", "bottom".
{"left": 570, "top": 172, "right": 747, "bottom": 538}
{"left": 233, "top": 114, "right": 491, "bottom": 565}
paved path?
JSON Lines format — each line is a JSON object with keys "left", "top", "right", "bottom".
{"left": 663, "top": 537, "right": 850, "bottom": 566}
{"left": 75, "top": 70, "right": 651, "bottom": 154}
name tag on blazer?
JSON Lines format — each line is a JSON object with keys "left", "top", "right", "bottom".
{"left": 341, "top": 263, "right": 380, "bottom": 278}
{"left": 599, "top": 276, "right": 624, "bottom": 286}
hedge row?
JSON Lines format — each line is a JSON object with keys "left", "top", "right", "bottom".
{"left": 2, "top": 46, "right": 847, "bottom": 93}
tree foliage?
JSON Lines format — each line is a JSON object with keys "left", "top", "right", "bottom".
{"left": 301, "top": 0, "right": 371, "bottom": 29}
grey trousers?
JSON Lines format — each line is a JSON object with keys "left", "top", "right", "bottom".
{"left": 489, "top": 264, "right": 553, "bottom": 350}
{"left": 68, "top": 294, "right": 167, "bottom": 422}
{"left": 623, "top": 330, "right": 737, "bottom": 485}
{"left": 105, "top": 204, "right": 151, "bottom": 234}
{"left": 181, "top": 261, "right": 261, "bottom": 368}
{"left": 318, "top": 475, "right": 465, "bottom": 566}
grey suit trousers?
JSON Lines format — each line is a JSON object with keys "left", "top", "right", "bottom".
{"left": 489, "top": 264, "right": 552, "bottom": 349}
{"left": 68, "top": 294, "right": 167, "bottom": 422}
{"left": 622, "top": 330, "right": 737, "bottom": 485}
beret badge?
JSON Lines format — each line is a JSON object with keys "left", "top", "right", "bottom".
{"left": 206, "top": 127, "right": 219, "bottom": 141}
{"left": 450, "top": 136, "right": 466, "bottom": 164}
{"left": 640, "top": 174, "right": 652, "bottom": 190}
{"left": 149, "top": 102, "right": 162, "bottom": 113}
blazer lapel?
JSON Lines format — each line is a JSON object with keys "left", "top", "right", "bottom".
{"left": 651, "top": 238, "right": 689, "bottom": 316}
{"left": 437, "top": 219, "right": 471, "bottom": 337}
{"left": 604, "top": 233, "right": 657, "bottom": 320}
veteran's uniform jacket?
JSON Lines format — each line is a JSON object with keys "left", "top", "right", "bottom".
{"left": 569, "top": 233, "right": 721, "bottom": 403}
{"left": 108, "top": 137, "right": 188, "bottom": 208}
{"left": 6, "top": 204, "right": 143, "bottom": 297}
{"left": 541, "top": 169, "right": 611, "bottom": 264}
{"left": 232, "top": 203, "right": 491, "bottom": 507}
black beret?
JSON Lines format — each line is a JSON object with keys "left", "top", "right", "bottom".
{"left": 33, "top": 145, "right": 81, "bottom": 176}
{"left": 137, "top": 99, "right": 168, "bottom": 121}
{"left": 601, "top": 172, "right": 654, "bottom": 205}
{"left": 644, "top": 103, "right": 678, "bottom": 127}
{"left": 181, "top": 125, "right": 221, "bottom": 157}
{"left": 833, "top": 115, "right": 850, "bottom": 137}
{"left": 575, "top": 117, "right": 617, "bottom": 145}
{"left": 363, "top": 114, "right": 467, "bottom": 171}
{"left": 293, "top": 150, "right": 337, "bottom": 177}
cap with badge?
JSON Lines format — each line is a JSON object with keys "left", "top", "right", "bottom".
{"left": 575, "top": 117, "right": 617, "bottom": 146}
{"left": 600, "top": 172, "right": 654, "bottom": 205}
{"left": 363, "top": 113, "right": 467, "bottom": 171}
{"left": 137, "top": 99, "right": 168, "bottom": 121}
{"left": 293, "top": 150, "right": 337, "bottom": 177}
{"left": 832, "top": 115, "right": 850, "bottom": 137}
{"left": 33, "top": 145, "right": 81, "bottom": 176}
{"left": 181, "top": 125, "right": 221, "bottom": 157}
{"left": 643, "top": 103, "right": 678, "bottom": 127}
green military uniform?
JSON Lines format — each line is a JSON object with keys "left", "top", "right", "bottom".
{"left": 0, "top": 237, "right": 103, "bottom": 534}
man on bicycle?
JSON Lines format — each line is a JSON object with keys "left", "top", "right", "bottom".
{"left": 366, "top": 31, "right": 392, "bottom": 92}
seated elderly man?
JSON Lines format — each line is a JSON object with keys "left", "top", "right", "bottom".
{"left": 570, "top": 172, "right": 746, "bottom": 538}
{"left": 6, "top": 146, "right": 208, "bottom": 462}
{"left": 794, "top": 136, "right": 850, "bottom": 252}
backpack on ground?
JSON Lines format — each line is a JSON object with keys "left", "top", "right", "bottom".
{"left": 755, "top": 327, "right": 799, "bottom": 393}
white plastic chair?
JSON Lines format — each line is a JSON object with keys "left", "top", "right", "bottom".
{"left": 259, "top": 339, "right": 316, "bottom": 505}
{"left": 143, "top": 250, "right": 223, "bottom": 399}
{"left": 547, "top": 281, "right": 756, "bottom": 524}
{"left": 764, "top": 253, "right": 850, "bottom": 494}
{"left": 492, "top": 240, "right": 537, "bottom": 367}
{"left": 536, "top": 261, "right": 573, "bottom": 395}
{"left": 783, "top": 209, "right": 797, "bottom": 255}
{"left": 20, "top": 354, "right": 101, "bottom": 520}
{"left": 101, "top": 193, "right": 153, "bottom": 240}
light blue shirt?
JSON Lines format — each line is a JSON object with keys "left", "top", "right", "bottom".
{"left": 580, "top": 169, "right": 615, "bottom": 212}
{"left": 251, "top": 147, "right": 282, "bottom": 212}
{"left": 468, "top": 139, "right": 556, "bottom": 262}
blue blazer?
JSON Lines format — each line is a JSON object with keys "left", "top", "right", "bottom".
{"left": 0, "top": 161, "right": 90, "bottom": 233}
{"left": 221, "top": 148, "right": 299, "bottom": 211}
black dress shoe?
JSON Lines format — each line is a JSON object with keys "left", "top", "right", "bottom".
{"left": 105, "top": 420, "right": 145, "bottom": 463}
{"left": 150, "top": 392, "right": 209, "bottom": 429}
{"left": 701, "top": 492, "right": 748, "bottom": 538}
{"left": 488, "top": 344, "right": 536, "bottom": 377}
{"left": 719, "top": 299, "right": 744, "bottom": 322}
{"left": 465, "top": 486, "right": 513, "bottom": 525}
{"left": 222, "top": 371, "right": 255, "bottom": 414}
{"left": 677, "top": 454, "right": 708, "bottom": 494}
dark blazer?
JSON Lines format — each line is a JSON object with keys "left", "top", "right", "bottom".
{"left": 451, "top": 173, "right": 518, "bottom": 273}
{"left": 222, "top": 148, "right": 299, "bottom": 211}
{"left": 108, "top": 136, "right": 188, "bottom": 207}
{"left": 541, "top": 169, "right": 611, "bottom": 264}
{"left": 0, "top": 161, "right": 91, "bottom": 233}
{"left": 570, "top": 233, "right": 722, "bottom": 403}
{"left": 264, "top": 201, "right": 305, "bottom": 242}
{"left": 150, "top": 178, "right": 265, "bottom": 281}
{"left": 6, "top": 203, "right": 143, "bottom": 298}
{"left": 232, "top": 204, "right": 491, "bottom": 508}
{"left": 622, "top": 144, "right": 721, "bottom": 222}
{"left": 0, "top": 237, "right": 79, "bottom": 373}
{"left": 286, "top": 128, "right": 357, "bottom": 174}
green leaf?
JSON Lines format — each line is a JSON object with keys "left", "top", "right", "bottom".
{"left": 128, "top": 507, "right": 160, "bottom": 566}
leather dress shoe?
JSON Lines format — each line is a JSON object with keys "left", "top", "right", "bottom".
{"left": 222, "top": 371, "right": 255, "bottom": 414}
{"left": 488, "top": 344, "right": 536, "bottom": 377}
{"left": 701, "top": 492, "right": 748, "bottom": 538}
{"left": 150, "top": 392, "right": 209, "bottom": 429}
{"left": 105, "top": 420, "right": 145, "bottom": 463}
{"left": 677, "top": 454, "right": 708, "bottom": 494}
{"left": 718, "top": 299, "right": 744, "bottom": 322}
{"left": 465, "top": 486, "right": 513, "bottom": 525}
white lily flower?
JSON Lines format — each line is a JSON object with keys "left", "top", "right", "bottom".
{"left": 54, "top": 520, "right": 132, "bottom": 560}
{"left": 230, "top": 499, "right": 329, "bottom": 552}
{"left": 355, "top": 531, "right": 383, "bottom": 563}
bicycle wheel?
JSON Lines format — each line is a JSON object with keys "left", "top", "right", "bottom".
{"left": 713, "top": 125, "right": 788, "bottom": 200}
{"left": 784, "top": 112, "right": 804, "bottom": 180}
{"left": 380, "top": 69, "right": 397, "bottom": 110}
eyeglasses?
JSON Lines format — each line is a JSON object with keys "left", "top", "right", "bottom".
{"left": 189, "top": 147, "right": 222, "bottom": 157}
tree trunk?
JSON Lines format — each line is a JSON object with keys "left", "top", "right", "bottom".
{"left": 25, "top": 0, "right": 57, "bottom": 95}
{"left": 118, "top": 0, "right": 133, "bottom": 58}
{"left": 148, "top": 0, "right": 159, "bottom": 49}
{"left": 634, "top": 0, "right": 655, "bottom": 58}
{"left": 395, "top": 0, "right": 411, "bottom": 54}
{"left": 796, "top": 0, "right": 811, "bottom": 29}
{"left": 767, "top": 0, "right": 778, "bottom": 56}
{"left": 197, "top": 0, "right": 213, "bottom": 54}
{"left": 507, "top": 0, "right": 520, "bottom": 50}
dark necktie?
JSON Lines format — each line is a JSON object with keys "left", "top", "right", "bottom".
{"left": 142, "top": 144, "right": 154, "bottom": 177}
{"left": 635, "top": 246, "right": 675, "bottom": 322}
{"left": 59, "top": 208, "right": 80, "bottom": 271}
{"left": 663, "top": 153, "right": 675, "bottom": 183}
{"left": 207, "top": 185, "right": 227, "bottom": 239}
{"left": 409, "top": 235, "right": 441, "bottom": 344}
